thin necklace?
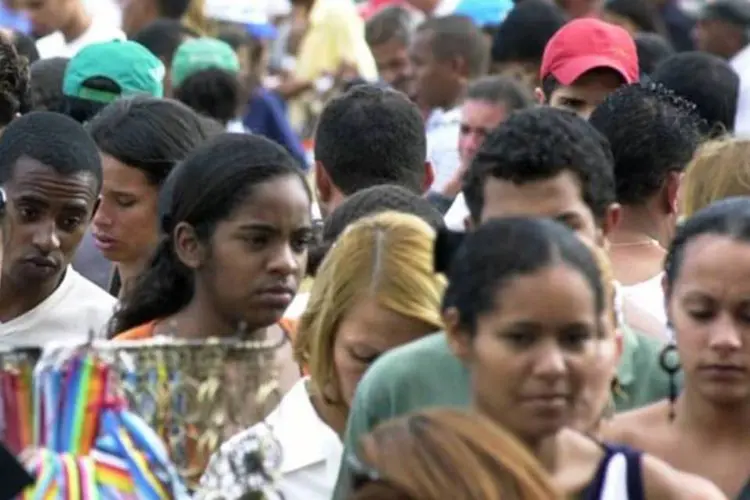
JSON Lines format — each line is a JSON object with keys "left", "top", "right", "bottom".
{"left": 610, "top": 238, "right": 662, "bottom": 248}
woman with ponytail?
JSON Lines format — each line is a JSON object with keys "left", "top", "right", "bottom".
{"left": 110, "top": 133, "right": 313, "bottom": 393}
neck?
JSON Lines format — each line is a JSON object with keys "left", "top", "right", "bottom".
{"left": 161, "top": 286, "right": 268, "bottom": 340}
{"left": 612, "top": 204, "right": 670, "bottom": 248}
{"left": 677, "top": 389, "right": 750, "bottom": 442}
{"left": 308, "top": 385, "right": 348, "bottom": 437}
{"left": 60, "top": 4, "right": 90, "bottom": 42}
{"left": 116, "top": 258, "right": 150, "bottom": 298}
{"left": 0, "top": 271, "right": 64, "bottom": 322}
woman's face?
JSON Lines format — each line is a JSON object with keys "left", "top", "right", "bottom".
{"left": 92, "top": 154, "right": 160, "bottom": 265}
{"left": 194, "top": 175, "right": 312, "bottom": 331}
{"left": 668, "top": 235, "right": 750, "bottom": 406}
{"left": 452, "top": 264, "right": 603, "bottom": 443}
{"left": 333, "top": 296, "right": 438, "bottom": 406}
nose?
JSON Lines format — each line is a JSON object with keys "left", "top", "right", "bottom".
{"left": 92, "top": 199, "right": 113, "bottom": 229}
{"left": 532, "top": 340, "right": 567, "bottom": 381}
{"left": 32, "top": 219, "right": 61, "bottom": 254}
{"left": 709, "top": 315, "right": 743, "bottom": 354}
{"left": 268, "top": 243, "right": 299, "bottom": 276}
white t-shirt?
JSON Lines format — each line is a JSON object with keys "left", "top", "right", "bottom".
{"left": 426, "top": 106, "right": 461, "bottom": 193}
{"left": 0, "top": 267, "right": 116, "bottom": 347}
{"left": 621, "top": 273, "right": 667, "bottom": 328}
{"left": 36, "top": 16, "right": 125, "bottom": 60}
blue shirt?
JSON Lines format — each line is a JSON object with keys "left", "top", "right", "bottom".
{"left": 0, "top": 6, "right": 29, "bottom": 33}
{"left": 242, "top": 88, "right": 308, "bottom": 170}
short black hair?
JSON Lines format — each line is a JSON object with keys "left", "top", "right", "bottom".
{"left": 61, "top": 76, "right": 121, "bottom": 124}
{"left": 314, "top": 84, "right": 427, "bottom": 195}
{"left": 634, "top": 33, "right": 674, "bottom": 76}
{"left": 87, "top": 96, "right": 217, "bottom": 187}
{"left": 156, "top": 0, "right": 191, "bottom": 19}
{"left": 173, "top": 68, "right": 240, "bottom": 126}
{"left": 132, "top": 18, "right": 197, "bottom": 62}
{"left": 365, "top": 6, "right": 413, "bottom": 47}
{"left": 589, "top": 82, "right": 704, "bottom": 205}
{"left": 652, "top": 52, "right": 739, "bottom": 136}
{"left": 491, "top": 0, "right": 567, "bottom": 64}
{"left": 437, "top": 217, "right": 604, "bottom": 333}
{"left": 10, "top": 30, "right": 39, "bottom": 65}
{"left": 0, "top": 33, "right": 30, "bottom": 122}
{"left": 307, "top": 184, "right": 444, "bottom": 276}
{"left": 417, "top": 15, "right": 489, "bottom": 79}
{"left": 29, "top": 57, "right": 68, "bottom": 112}
{"left": 463, "top": 107, "right": 615, "bottom": 224}
{"left": 0, "top": 111, "right": 102, "bottom": 190}
{"left": 465, "top": 75, "right": 534, "bottom": 112}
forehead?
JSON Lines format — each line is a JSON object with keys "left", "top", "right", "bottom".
{"left": 222, "top": 175, "right": 311, "bottom": 226}
{"left": 551, "top": 70, "right": 624, "bottom": 100}
{"left": 371, "top": 37, "right": 408, "bottom": 58}
{"left": 6, "top": 156, "right": 98, "bottom": 200}
{"left": 481, "top": 171, "right": 591, "bottom": 219}
{"left": 461, "top": 99, "right": 507, "bottom": 125}
{"left": 675, "top": 234, "right": 750, "bottom": 291}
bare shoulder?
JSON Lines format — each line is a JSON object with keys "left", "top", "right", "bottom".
{"left": 642, "top": 453, "right": 727, "bottom": 500}
{"left": 602, "top": 400, "right": 670, "bottom": 447}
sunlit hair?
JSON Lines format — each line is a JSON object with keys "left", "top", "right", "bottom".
{"left": 680, "top": 138, "right": 750, "bottom": 218}
{"left": 349, "top": 408, "right": 562, "bottom": 500}
{"left": 297, "top": 211, "right": 445, "bottom": 403}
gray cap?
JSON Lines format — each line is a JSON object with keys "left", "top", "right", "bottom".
{"left": 701, "top": 0, "right": 750, "bottom": 28}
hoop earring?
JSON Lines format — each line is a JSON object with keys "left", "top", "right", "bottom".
{"left": 659, "top": 342, "right": 681, "bottom": 421}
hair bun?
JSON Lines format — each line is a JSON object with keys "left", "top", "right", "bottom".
{"left": 434, "top": 228, "right": 465, "bottom": 274}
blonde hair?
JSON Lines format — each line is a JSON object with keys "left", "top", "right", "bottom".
{"left": 297, "top": 211, "right": 445, "bottom": 399}
{"left": 681, "top": 138, "right": 750, "bottom": 218}
{"left": 351, "top": 409, "right": 562, "bottom": 500}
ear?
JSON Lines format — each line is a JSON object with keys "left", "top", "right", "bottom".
{"left": 314, "top": 161, "right": 331, "bottom": 201}
{"left": 449, "top": 56, "right": 470, "bottom": 79}
{"left": 443, "top": 307, "right": 473, "bottom": 362}
{"left": 422, "top": 161, "right": 435, "bottom": 193}
{"left": 173, "top": 221, "right": 206, "bottom": 270}
{"left": 599, "top": 202, "right": 621, "bottom": 243}
{"left": 534, "top": 87, "right": 547, "bottom": 105}
{"left": 663, "top": 171, "right": 682, "bottom": 216}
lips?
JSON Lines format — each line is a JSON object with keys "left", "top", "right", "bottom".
{"left": 92, "top": 233, "right": 118, "bottom": 251}
{"left": 255, "top": 284, "right": 296, "bottom": 308}
{"left": 699, "top": 364, "right": 747, "bottom": 379}
{"left": 22, "top": 256, "right": 60, "bottom": 278}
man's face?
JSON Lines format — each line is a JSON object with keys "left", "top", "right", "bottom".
{"left": 458, "top": 99, "right": 508, "bottom": 170}
{"left": 3, "top": 158, "right": 98, "bottom": 290}
{"left": 542, "top": 69, "right": 624, "bottom": 119}
{"left": 22, "top": 0, "right": 70, "bottom": 36}
{"left": 371, "top": 38, "right": 413, "bottom": 97}
{"left": 694, "top": 19, "right": 743, "bottom": 59}
{"left": 480, "top": 170, "right": 600, "bottom": 244}
{"left": 409, "top": 30, "right": 460, "bottom": 110}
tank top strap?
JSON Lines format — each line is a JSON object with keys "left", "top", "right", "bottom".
{"left": 586, "top": 443, "right": 645, "bottom": 500}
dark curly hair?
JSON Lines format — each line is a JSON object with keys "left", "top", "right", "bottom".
{"left": 462, "top": 107, "right": 615, "bottom": 224}
{"left": 589, "top": 82, "right": 705, "bottom": 205}
{"left": 0, "top": 33, "right": 30, "bottom": 124}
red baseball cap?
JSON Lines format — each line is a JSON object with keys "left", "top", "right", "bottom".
{"left": 540, "top": 18, "right": 639, "bottom": 86}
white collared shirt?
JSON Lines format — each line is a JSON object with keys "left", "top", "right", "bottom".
{"left": 36, "top": 16, "right": 125, "bottom": 59}
{"left": 200, "top": 378, "right": 342, "bottom": 500}
{"left": 731, "top": 44, "right": 750, "bottom": 136}
{"left": 444, "top": 192, "right": 469, "bottom": 231}
{"left": 426, "top": 106, "right": 462, "bottom": 193}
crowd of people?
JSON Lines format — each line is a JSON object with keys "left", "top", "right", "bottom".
{"left": 0, "top": 0, "right": 748, "bottom": 498}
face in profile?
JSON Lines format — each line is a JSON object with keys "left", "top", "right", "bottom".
{"left": 451, "top": 263, "right": 603, "bottom": 442}
{"left": 3, "top": 158, "right": 98, "bottom": 288}
{"left": 667, "top": 234, "right": 750, "bottom": 406}
{"left": 333, "top": 296, "right": 438, "bottom": 405}
{"left": 92, "top": 154, "right": 160, "bottom": 266}
{"left": 370, "top": 38, "right": 413, "bottom": 97}
{"left": 179, "top": 174, "right": 313, "bottom": 331}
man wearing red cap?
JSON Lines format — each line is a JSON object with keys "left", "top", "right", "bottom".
{"left": 536, "top": 18, "right": 639, "bottom": 118}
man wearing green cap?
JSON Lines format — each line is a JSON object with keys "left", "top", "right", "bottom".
{"left": 60, "top": 39, "right": 165, "bottom": 123}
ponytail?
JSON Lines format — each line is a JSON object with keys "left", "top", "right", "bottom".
{"left": 108, "top": 237, "right": 193, "bottom": 336}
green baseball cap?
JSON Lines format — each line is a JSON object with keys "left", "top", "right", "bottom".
{"left": 62, "top": 40, "right": 165, "bottom": 103}
{"left": 171, "top": 38, "right": 241, "bottom": 88}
